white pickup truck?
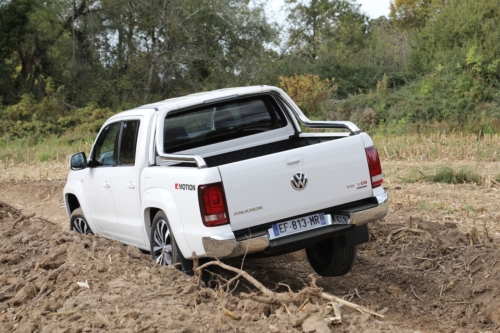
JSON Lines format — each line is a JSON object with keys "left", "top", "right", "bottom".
{"left": 64, "top": 85, "right": 388, "bottom": 277}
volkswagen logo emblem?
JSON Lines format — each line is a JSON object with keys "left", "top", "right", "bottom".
{"left": 291, "top": 172, "right": 308, "bottom": 191}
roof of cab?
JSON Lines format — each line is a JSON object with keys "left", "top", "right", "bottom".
{"left": 107, "top": 85, "right": 282, "bottom": 121}
{"left": 136, "top": 85, "right": 281, "bottom": 111}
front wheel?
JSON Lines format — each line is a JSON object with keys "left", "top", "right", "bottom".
{"left": 306, "top": 236, "right": 357, "bottom": 277}
{"left": 70, "top": 208, "right": 93, "bottom": 234}
{"left": 150, "top": 211, "right": 193, "bottom": 275}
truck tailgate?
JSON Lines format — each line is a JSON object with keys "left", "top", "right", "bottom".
{"left": 218, "top": 135, "right": 373, "bottom": 231}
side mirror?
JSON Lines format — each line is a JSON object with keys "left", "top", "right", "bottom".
{"left": 70, "top": 152, "right": 88, "bottom": 170}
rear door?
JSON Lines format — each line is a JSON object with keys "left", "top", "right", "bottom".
{"left": 218, "top": 135, "right": 372, "bottom": 231}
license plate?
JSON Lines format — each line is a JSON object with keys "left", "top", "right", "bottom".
{"left": 268, "top": 213, "right": 331, "bottom": 240}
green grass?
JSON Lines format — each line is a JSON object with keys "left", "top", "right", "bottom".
{"left": 430, "top": 166, "right": 456, "bottom": 183}
{"left": 400, "top": 165, "right": 481, "bottom": 184}
{"left": 398, "top": 168, "right": 425, "bottom": 183}
{"left": 38, "top": 152, "right": 51, "bottom": 162}
{"left": 418, "top": 201, "right": 446, "bottom": 212}
{"left": 0, "top": 134, "right": 94, "bottom": 164}
{"left": 430, "top": 165, "right": 480, "bottom": 184}
{"left": 0, "top": 128, "right": 497, "bottom": 171}
{"left": 454, "top": 166, "right": 480, "bottom": 184}
{"left": 465, "top": 204, "right": 475, "bottom": 213}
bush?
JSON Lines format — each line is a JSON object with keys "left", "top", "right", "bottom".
{"left": 429, "top": 165, "right": 479, "bottom": 184}
{"left": 0, "top": 94, "right": 115, "bottom": 141}
{"left": 331, "top": 69, "right": 500, "bottom": 134}
{"left": 454, "top": 166, "right": 480, "bottom": 184}
{"left": 279, "top": 74, "right": 337, "bottom": 118}
{"left": 430, "top": 166, "right": 456, "bottom": 183}
{"left": 400, "top": 165, "right": 480, "bottom": 184}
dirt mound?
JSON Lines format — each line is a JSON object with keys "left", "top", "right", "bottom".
{"left": 0, "top": 201, "right": 403, "bottom": 332}
{"left": 335, "top": 218, "right": 500, "bottom": 332}
{"left": 1, "top": 179, "right": 500, "bottom": 332}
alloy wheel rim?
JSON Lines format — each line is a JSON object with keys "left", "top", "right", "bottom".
{"left": 73, "top": 217, "right": 92, "bottom": 234}
{"left": 153, "top": 219, "right": 172, "bottom": 266}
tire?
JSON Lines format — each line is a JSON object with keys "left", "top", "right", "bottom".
{"left": 70, "top": 208, "right": 93, "bottom": 234}
{"left": 150, "top": 211, "right": 193, "bottom": 275}
{"left": 306, "top": 236, "right": 357, "bottom": 277}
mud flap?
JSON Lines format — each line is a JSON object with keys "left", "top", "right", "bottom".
{"left": 343, "top": 224, "right": 369, "bottom": 246}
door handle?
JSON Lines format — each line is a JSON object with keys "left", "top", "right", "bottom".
{"left": 103, "top": 182, "right": 110, "bottom": 188}
{"left": 128, "top": 183, "right": 135, "bottom": 189}
{"left": 286, "top": 155, "right": 303, "bottom": 167}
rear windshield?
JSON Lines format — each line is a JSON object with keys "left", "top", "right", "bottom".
{"left": 163, "top": 95, "right": 287, "bottom": 153}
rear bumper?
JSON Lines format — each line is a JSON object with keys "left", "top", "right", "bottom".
{"left": 202, "top": 191, "right": 389, "bottom": 259}
{"left": 350, "top": 191, "right": 388, "bottom": 226}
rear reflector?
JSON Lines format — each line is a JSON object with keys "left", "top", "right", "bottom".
{"left": 365, "top": 146, "right": 383, "bottom": 188}
{"left": 198, "top": 183, "right": 229, "bottom": 227}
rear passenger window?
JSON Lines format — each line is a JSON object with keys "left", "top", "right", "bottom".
{"left": 119, "top": 120, "right": 140, "bottom": 166}
{"left": 163, "top": 95, "right": 287, "bottom": 153}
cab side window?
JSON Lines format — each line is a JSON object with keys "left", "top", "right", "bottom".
{"left": 119, "top": 120, "right": 140, "bottom": 166}
{"left": 93, "top": 122, "right": 120, "bottom": 166}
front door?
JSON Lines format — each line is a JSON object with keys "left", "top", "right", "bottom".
{"left": 83, "top": 122, "right": 122, "bottom": 238}
{"left": 110, "top": 119, "right": 147, "bottom": 247}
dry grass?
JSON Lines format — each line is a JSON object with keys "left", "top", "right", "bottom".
{"left": 386, "top": 180, "right": 500, "bottom": 240}
{"left": 373, "top": 132, "right": 500, "bottom": 162}
{"left": 2, "top": 133, "right": 500, "bottom": 242}
{"left": 373, "top": 133, "right": 500, "bottom": 240}
{"left": 384, "top": 160, "right": 500, "bottom": 242}
{"left": 2, "top": 132, "right": 499, "bottom": 183}
{"left": 1, "top": 160, "right": 68, "bottom": 182}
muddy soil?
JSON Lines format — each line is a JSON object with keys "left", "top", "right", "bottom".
{"left": 0, "top": 179, "right": 499, "bottom": 332}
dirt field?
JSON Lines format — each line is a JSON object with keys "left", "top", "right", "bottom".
{"left": 1, "top": 161, "right": 500, "bottom": 332}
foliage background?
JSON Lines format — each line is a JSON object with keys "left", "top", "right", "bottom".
{"left": 2, "top": 0, "right": 500, "bottom": 162}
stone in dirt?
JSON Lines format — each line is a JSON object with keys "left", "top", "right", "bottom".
{"left": 12, "top": 282, "right": 37, "bottom": 306}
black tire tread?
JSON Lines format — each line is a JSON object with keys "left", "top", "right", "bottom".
{"left": 306, "top": 236, "right": 357, "bottom": 277}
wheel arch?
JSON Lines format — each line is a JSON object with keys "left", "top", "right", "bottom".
{"left": 143, "top": 207, "right": 161, "bottom": 245}
{"left": 66, "top": 193, "right": 80, "bottom": 214}
{"left": 142, "top": 188, "right": 191, "bottom": 258}
{"left": 63, "top": 178, "right": 99, "bottom": 234}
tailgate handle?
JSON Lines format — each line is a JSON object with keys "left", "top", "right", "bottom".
{"left": 286, "top": 155, "right": 303, "bottom": 167}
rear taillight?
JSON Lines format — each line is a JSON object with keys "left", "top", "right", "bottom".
{"left": 198, "top": 182, "right": 229, "bottom": 227}
{"left": 365, "top": 146, "right": 383, "bottom": 188}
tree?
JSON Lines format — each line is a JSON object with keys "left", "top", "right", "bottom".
{"left": 363, "top": 18, "right": 409, "bottom": 71}
{"left": 283, "top": 0, "right": 369, "bottom": 61}
{"left": 275, "top": 0, "right": 377, "bottom": 97}
{"left": 389, "top": 0, "right": 440, "bottom": 30}
{"left": 0, "top": 0, "right": 276, "bottom": 108}
{"left": 0, "top": 0, "right": 35, "bottom": 104}
{"left": 410, "top": 0, "right": 500, "bottom": 78}
{"left": 115, "top": 0, "right": 275, "bottom": 102}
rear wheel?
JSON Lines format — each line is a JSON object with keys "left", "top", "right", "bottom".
{"left": 150, "top": 211, "right": 193, "bottom": 275}
{"left": 306, "top": 236, "right": 356, "bottom": 277}
{"left": 70, "top": 208, "right": 93, "bottom": 234}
